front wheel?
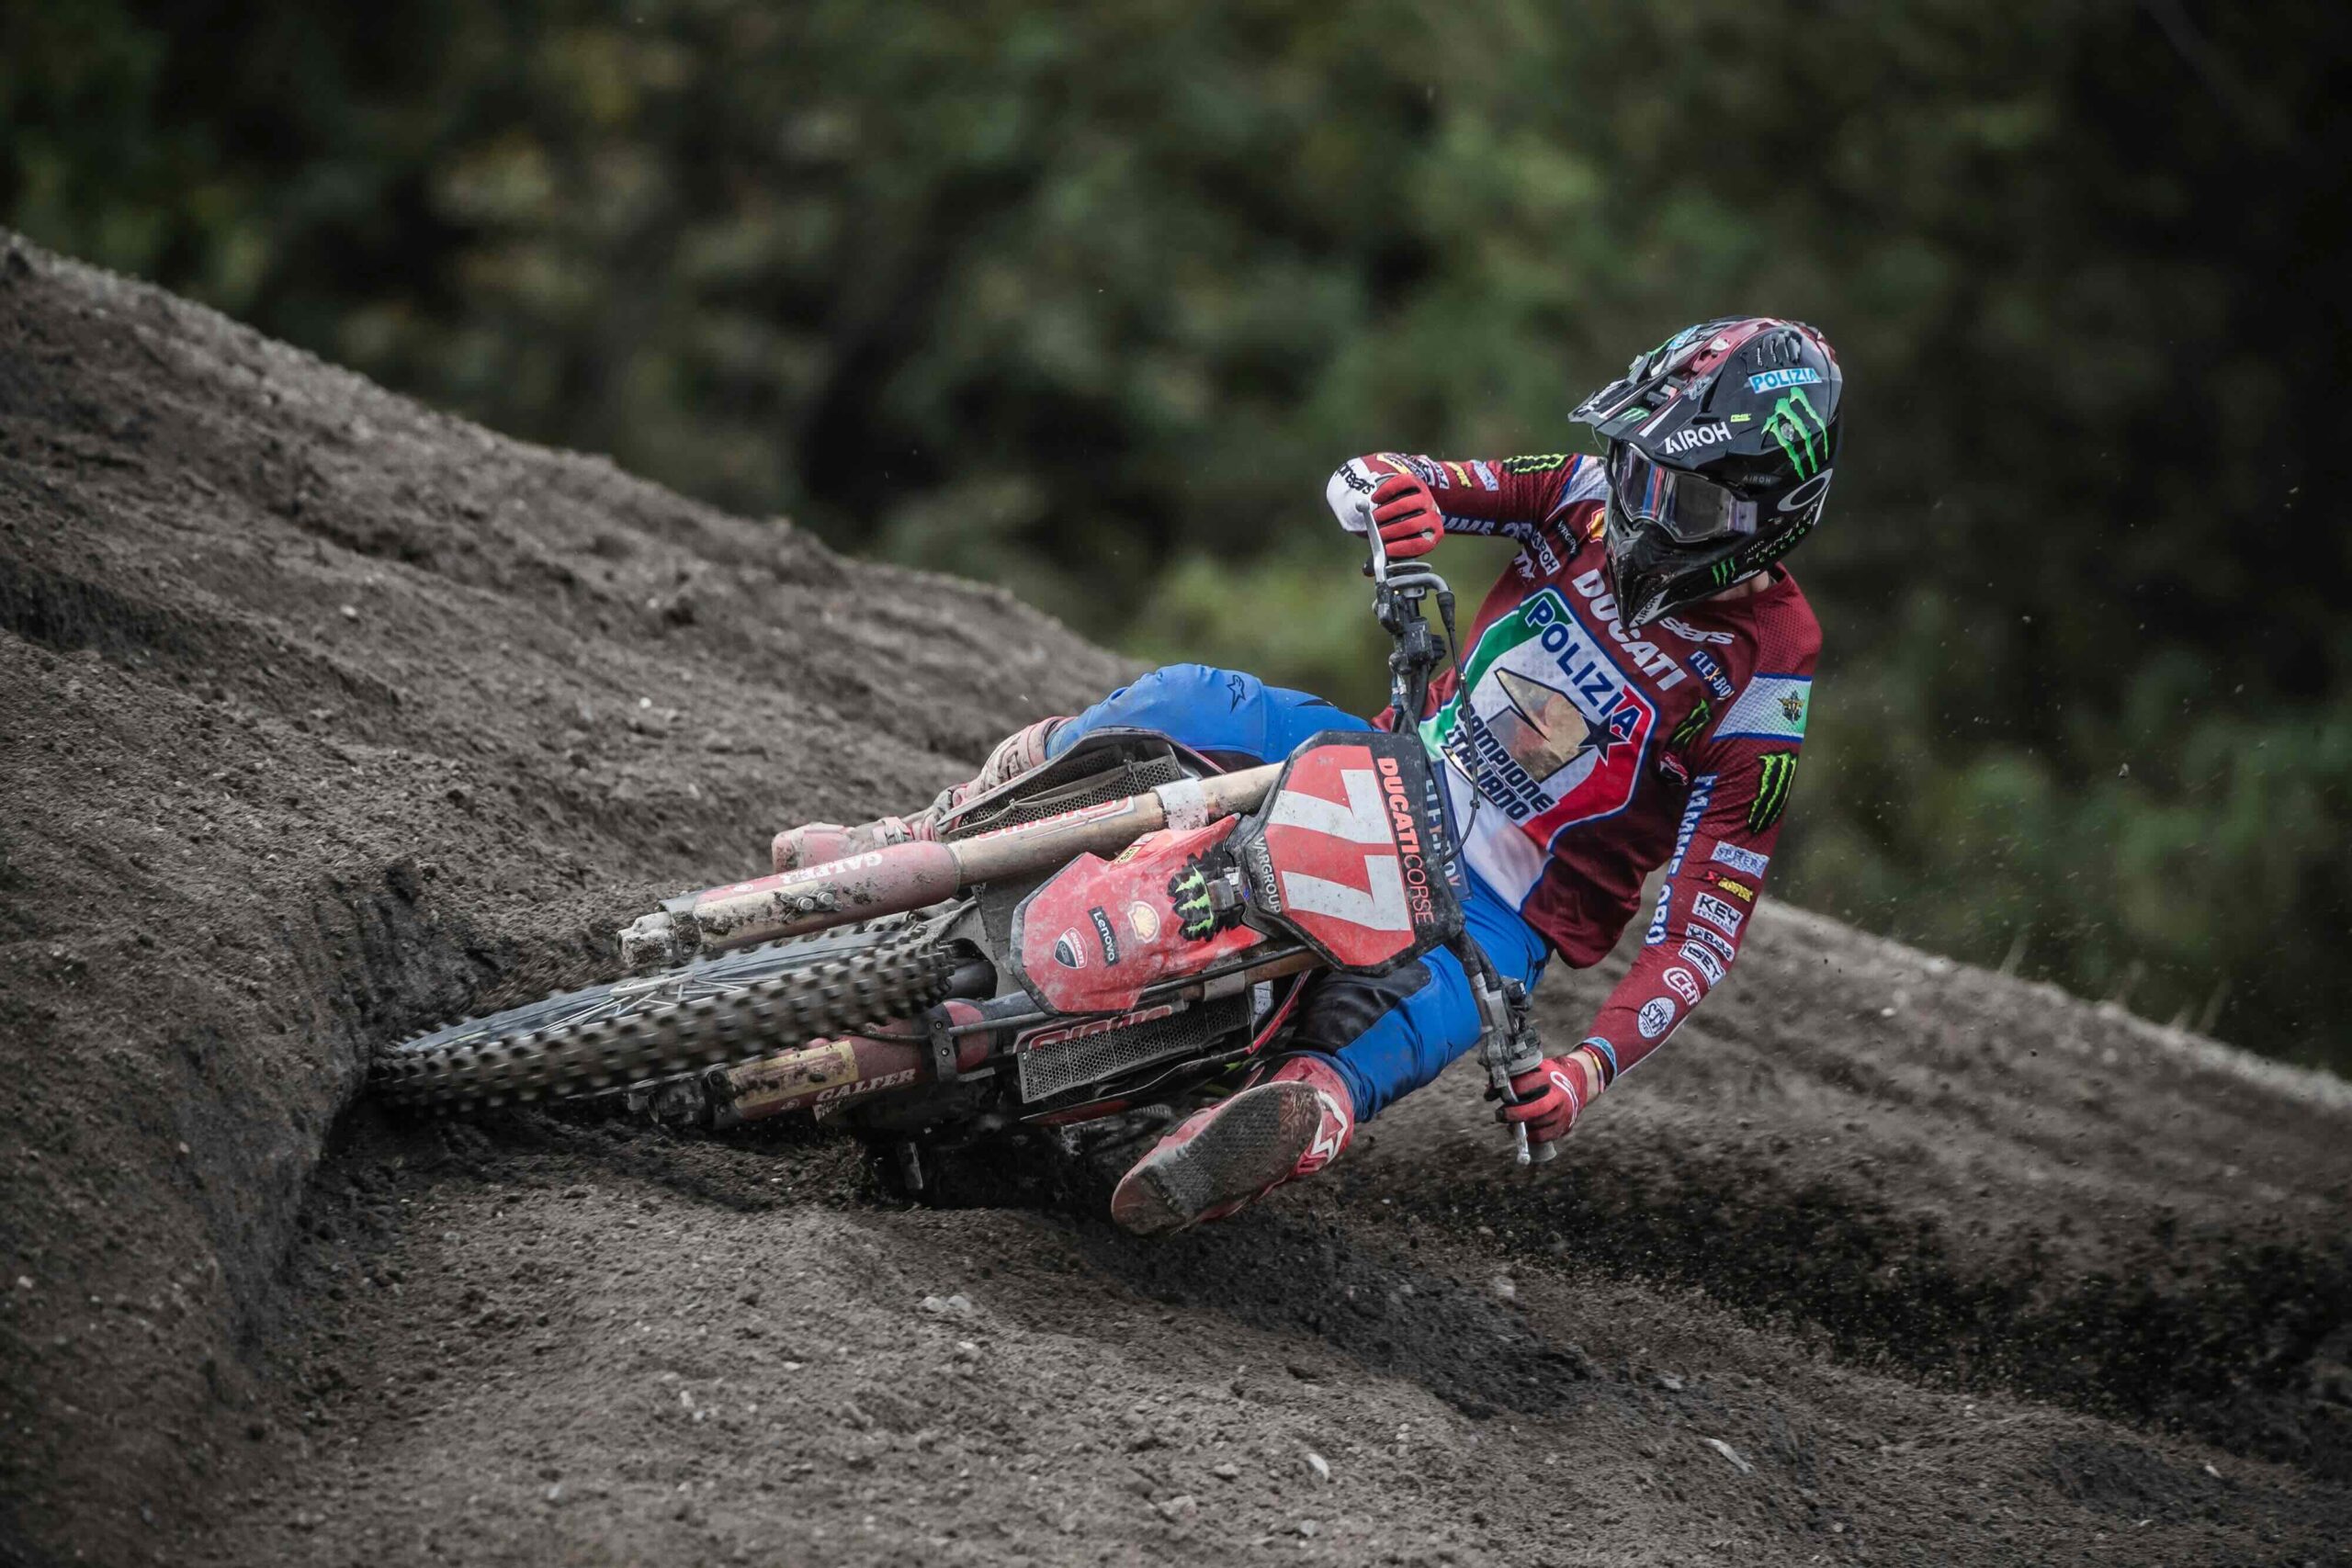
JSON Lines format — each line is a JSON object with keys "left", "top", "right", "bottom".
{"left": 371, "top": 922, "right": 956, "bottom": 1112}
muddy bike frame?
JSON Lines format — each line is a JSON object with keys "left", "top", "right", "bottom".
{"left": 615, "top": 767, "right": 1283, "bottom": 971}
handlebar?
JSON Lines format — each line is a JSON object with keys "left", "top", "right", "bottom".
{"left": 1355, "top": 503, "right": 1455, "bottom": 734}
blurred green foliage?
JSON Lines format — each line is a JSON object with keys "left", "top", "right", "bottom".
{"left": 6, "top": 0, "right": 2347, "bottom": 1066}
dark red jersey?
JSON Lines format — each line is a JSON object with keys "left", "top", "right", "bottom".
{"left": 1328, "top": 451, "right": 1821, "bottom": 1080}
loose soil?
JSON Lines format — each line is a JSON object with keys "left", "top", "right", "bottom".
{"left": 3, "top": 231, "right": 2347, "bottom": 1567}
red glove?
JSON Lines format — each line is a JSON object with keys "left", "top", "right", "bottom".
{"left": 1370, "top": 470, "right": 1443, "bottom": 559}
{"left": 1491, "top": 1050, "right": 1598, "bottom": 1145}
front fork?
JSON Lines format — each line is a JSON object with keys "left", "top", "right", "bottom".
{"left": 1378, "top": 563, "right": 1554, "bottom": 1167}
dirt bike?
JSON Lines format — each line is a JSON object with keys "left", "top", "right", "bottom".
{"left": 372, "top": 536, "right": 1556, "bottom": 1202}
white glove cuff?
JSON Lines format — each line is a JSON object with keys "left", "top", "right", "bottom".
{"left": 1324, "top": 458, "right": 1380, "bottom": 535}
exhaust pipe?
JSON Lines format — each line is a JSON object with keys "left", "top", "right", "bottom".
{"left": 709, "top": 1000, "right": 991, "bottom": 1127}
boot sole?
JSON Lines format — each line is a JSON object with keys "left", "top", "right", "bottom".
{"left": 1109, "top": 1081, "right": 1322, "bottom": 1236}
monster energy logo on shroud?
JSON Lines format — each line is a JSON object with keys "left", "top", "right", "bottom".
{"left": 1748, "top": 751, "right": 1799, "bottom": 831}
{"left": 1168, "top": 863, "right": 1217, "bottom": 939}
{"left": 1763, "top": 389, "right": 1830, "bottom": 478}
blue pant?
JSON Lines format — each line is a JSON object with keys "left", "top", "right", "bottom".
{"left": 1051, "top": 663, "right": 1547, "bottom": 1120}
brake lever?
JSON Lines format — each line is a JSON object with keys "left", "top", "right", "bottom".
{"left": 1362, "top": 497, "right": 1389, "bottom": 587}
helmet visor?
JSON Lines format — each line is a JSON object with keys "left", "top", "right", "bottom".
{"left": 1607, "top": 443, "right": 1758, "bottom": 545}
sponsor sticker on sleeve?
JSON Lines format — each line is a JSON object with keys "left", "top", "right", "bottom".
{"left": 1645, "top": 774, "right": 1715, "bottom": 945}
{"left": 1710, "top": 840, "right": 1770, "bottom": 878}
{"left": 1636, "top": 997, "right": 1679, "bottom": 1040}
{"left": 1716, "top": 675, "right": 1812, "bottom": 743}
{"left": 1662, "top": 966, "right": 1702, "bottom": 1005}
{"left": 1706, "top": 872, "right": 1756, "bottom": 903}
{"left": 1692, "top": 891, "right": 1745, "bottom": 938}
{"left": 1686, "top": 924, "right": 1736, "bottom": 965}
{"left": 1679, "top": 940, "right": 1727, "bottom": 985}
{"left": 1747, "top": 751, "right": 1799, "bottom": 832}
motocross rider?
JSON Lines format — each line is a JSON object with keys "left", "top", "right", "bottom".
{"left": 775, "top": 317, "right": 1839, "bottom": 1234}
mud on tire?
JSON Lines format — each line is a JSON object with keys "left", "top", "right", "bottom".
{"left": 372, "top": 925, "right": 956, "bottom": 1112}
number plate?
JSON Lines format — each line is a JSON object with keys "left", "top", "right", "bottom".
{"left": 1238, "top": 731, "right": 1464, "bottom": 973}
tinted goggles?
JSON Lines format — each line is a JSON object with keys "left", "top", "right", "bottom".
{"left": 1607, "top": 443, "right": 1758, "bottom": 544}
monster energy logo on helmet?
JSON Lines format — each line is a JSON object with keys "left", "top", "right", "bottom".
{"left": 1763, "top": 389, "right": 1831, "bottom": 478}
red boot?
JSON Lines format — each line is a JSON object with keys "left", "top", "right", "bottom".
{"left": 1109, "top": 1055, "right": 1356, "bottom": 1235}
{"left": 770, "top": 716, "right": 1063, "bottom": 872}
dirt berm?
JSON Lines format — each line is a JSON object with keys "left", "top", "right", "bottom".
{"left": 2, "top": 230, "right": 2347, "bottom": 1567}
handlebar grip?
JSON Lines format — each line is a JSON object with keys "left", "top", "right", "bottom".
{"left": 1528, "top": 1135, "right": 1560, "bottom": 1165}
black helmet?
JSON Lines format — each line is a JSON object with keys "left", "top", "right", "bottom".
{"left": 1571, "top": 317, "right": 1842, "bottom": 626}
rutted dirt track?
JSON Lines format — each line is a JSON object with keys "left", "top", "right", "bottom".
{"left": 2, "top": 231, "right": 2347, "bottom": 1566}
